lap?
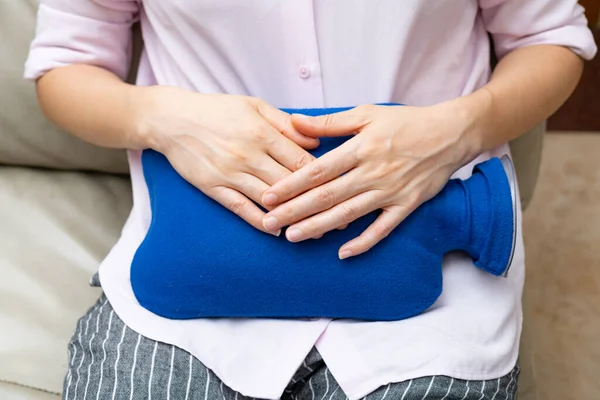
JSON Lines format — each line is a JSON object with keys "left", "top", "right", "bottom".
{"left": 63, "top": 295, "right": 246, "bottom": 400}
{"left": 63, "top": 294, "right": 519, "bottom": 400}
{"left": 295, "top": 368, "right": 519, "bottom": 400}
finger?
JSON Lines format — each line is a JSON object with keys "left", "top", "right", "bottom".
{"left": 310, "top": 224, "right": 345, "bottom": 239}
{"left": 284, "top": 191, "right": 381, "bottom": 243}
{"left": 250, "top": 154, "right": 294, "bottom": 186}
{"left": 231, "top": 173, "right": 274, "bottom": 211}
{"left": 290, "top": 104, "right": 373, "bottom": 138}
{"left": 267, "top": 133, "right": 317, "bottom": 173}
{"left": 314, "top": 224, "right": 346, "bottom": 239}
{"left": 338, "top": 205, "right": 413, "bottom": 259}
{"left": 254, "top": 100, "right": 321, "bottom": 149}
{"left": 262, "top": 171, "right": 364, "bottom": 232}
{"left": 209, "top": 186, "right": 281, "bottom": 236}
{"left": 262, "top": 143, "right": 357, "bottom": 207}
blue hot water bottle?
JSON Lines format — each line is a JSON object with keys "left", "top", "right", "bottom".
{"left": 131, "top": 106, "right": 517, "bottom": 321}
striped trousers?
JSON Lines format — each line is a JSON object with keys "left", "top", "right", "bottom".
{"left": 63, "top": 294, "right": 519, "bottom": 400}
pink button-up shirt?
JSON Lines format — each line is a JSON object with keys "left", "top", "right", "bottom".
{"left": 25, "top": 1, "right": 596, "bottom": 399}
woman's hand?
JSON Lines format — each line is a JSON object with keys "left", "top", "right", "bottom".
{"left": 139, "top": 87, "right": 320, "bottom": 235}
{"left": 260, "top": 103, "right": 478, "bottom": 257}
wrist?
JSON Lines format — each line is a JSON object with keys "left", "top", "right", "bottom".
{"left": 442, "top": 88, "right": 494, "bottom": 163}
{"left": 127, "top": 85, "right": 177, "bottom": 152}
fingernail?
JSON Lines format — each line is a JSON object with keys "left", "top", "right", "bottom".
{"left": 339, "top": 250, "right": 353, "bottom": 260}
{"left": 287, "top": 228, "right": 303, "bottom": 242}
{"left": 263, "top": 193, "right": 278, "bottom": 206}
{"left": 292, "top": 113, "right": 310, "bottom": 119}
{"left": 264, "top": 216, "right": 280, "bottom": 231}
{"left": 292, "top": 113, "right": 315, "bottom": 124}
{"left": 270, "top": 229, "right": 282, "bottom": 237}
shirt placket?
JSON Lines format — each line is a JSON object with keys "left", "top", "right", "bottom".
{"left": 280, "top": 1, "right": 324, "bottom": 108}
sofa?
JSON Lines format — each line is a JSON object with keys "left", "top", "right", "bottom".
{"left": 0, "top": 1, "right": 542, "bottom": 398}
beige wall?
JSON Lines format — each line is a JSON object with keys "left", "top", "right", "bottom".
{"left": 522, "top": 133, "right": 600, "bottom": 400}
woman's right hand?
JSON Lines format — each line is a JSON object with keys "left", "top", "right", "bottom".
{"left": 138, "top": 86, "right": 320, "bottom": 235}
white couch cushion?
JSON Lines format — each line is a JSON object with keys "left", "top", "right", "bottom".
{"left": 0, "top": 381, "right": 59, "bottom": 400}
{"left": 0, "top": 167, "right": 132, "bottom": 394}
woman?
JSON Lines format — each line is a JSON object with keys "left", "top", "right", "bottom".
{"left": 25, "top": 1, "right": 596, "bottom": 399}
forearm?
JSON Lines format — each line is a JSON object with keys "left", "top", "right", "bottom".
{"left": 36, "top": 64, "right": 157, "bottom": 150}
{"left": 452, "top": 45, "right": 584, "bottom": 159}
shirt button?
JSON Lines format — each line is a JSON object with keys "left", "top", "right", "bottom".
{"left": 298, "top": 66, "right": 311, "bottom": 79}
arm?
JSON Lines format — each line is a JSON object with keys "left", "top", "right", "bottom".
{"left": 26, "top": 0, "right": 143, "bottom": 148}
{"left": 260, "top": 0, "right": 597, "bottom": 257}
{"left": 450, "top": 44, "right": 585, "bottom": 160}
{"left": 27, "top": 0, "right": 318, "bottom": 233}
{"left": 454, "top": 0, "right": 597, "bottom": 158}
{"left": 36, "top": 66, "right": 316, "bottom": 233}
{"left": 37, "top": 65, "right": 155, "bottom": 150}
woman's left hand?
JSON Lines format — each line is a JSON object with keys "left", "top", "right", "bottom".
{"left": 260, "top": 103, "right": 479, "bottom": 259}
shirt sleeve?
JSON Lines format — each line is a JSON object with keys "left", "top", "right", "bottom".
{"left": 24, "top": 0, "right": 140, "bottom": 81}
{"left": 480, "top": 0, "right": 597, "bottom": 60}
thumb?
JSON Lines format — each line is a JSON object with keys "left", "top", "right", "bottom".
{"left": 291, "top": 106, "right": 371, "bottom": 137}
{"left": 254, "top": 100, "right": 321, "bottom": 150}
